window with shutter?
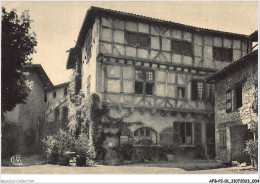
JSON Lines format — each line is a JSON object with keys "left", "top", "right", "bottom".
{"left": 226, "top": 89, "right": 232, "bottom": 112}
{"left": 235, "top": 85, "right": 242, "bottom": 109}
{"left": 180, "top": 122, "right": 193, "bottom": 144}
{"left": 191, "top": 80, "right": 205, "bottom": 100}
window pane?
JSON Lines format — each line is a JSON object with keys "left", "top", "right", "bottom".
{"left": 135, "top": 81, "right": 143, "bottom": 94}
{"left": 151, "top": 132, "right": 157, "bottom": 144}
{"left": 139, "top": 34, "right": 149, "bottom": 48}
{"left": 126, "top": 32, "right": 138, "bottom": 46}
{"left": 186, "top": 123, "right": 192, "bottom": 144}
{"left": 183, "top": 42, "right": 192, "bottom": 56}
{"left": 146, "top": 129, "right": 150, "bottom": 136}
{"left": 145, "top": 71, "right": 154, "bottom": 81}
{"left": 178, "top": 87, "right": 185, "bottom": 98}
{"left": 197, "top": 82, "right": 204, "bottom": 100}
{"left": 134, "top": 130, "right": 138, "bottom": 136}
{"left": 146, "top": 83, "right": 153, "bottom": 95}
{"left": 172, "top": 40, "right": 182, "bottom": 54}
{"left": 226, "top": 90, "right": 232, "bottom": 112}
{"left": 135, "top": 70, "right": 143, "bottom": 80}
{"left": 140, "top": 129, "right": 144, "bottom": 136}
{"left": 134, "top": 128, "right": 157, "bottom": 145}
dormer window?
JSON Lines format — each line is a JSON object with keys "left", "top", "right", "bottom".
{"left": 213, "top": 47, "right": 233, "bottom": 62}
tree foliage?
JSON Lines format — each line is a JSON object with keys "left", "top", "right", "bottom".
{"left": 1, "top": 7, "right": 37, "bottom": 113}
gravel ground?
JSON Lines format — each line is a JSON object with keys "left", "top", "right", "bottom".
{"left": 1, "top": 160, "right": 258, "bottom": 174}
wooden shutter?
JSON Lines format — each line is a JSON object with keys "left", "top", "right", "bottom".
{"left": 194, "top": 122, "right": 202, "bottom": 145}
{"left": 191, "top": 81, "right": 197, "bottom": 100}
{"left": 173, "top": 122, "right": 180, "bottom": 145}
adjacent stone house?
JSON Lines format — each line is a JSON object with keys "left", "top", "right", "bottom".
{"left": 45, "top": 82, "right": 70, "bottom": 135}
{"left": 207, "top": 31, "right": 258, "bottom": 162}
{"left": 66, "top": 7, "right": 252, "bottom": 158}
{"left": 2, "top": 64, "right": 53, "bottom": 157}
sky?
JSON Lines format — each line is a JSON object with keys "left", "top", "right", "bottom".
{"left": 2, "top": 1, "right": 258, "bottom": 85}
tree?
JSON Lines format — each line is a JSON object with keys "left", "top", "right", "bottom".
{"left": 1, "top": 7, "right": 37, "bottom": 114}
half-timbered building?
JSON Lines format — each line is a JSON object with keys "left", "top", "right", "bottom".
{"left": 66, "top": 7, "right": 252, "bottom": 158}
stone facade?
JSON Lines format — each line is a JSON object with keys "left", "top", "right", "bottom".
{"left": 209, "top": 50, "right": 257, "bottom": 162}
{"left": 66, "top": 7, "right": 251, "bottom": 158}
{"left": 46, "top": 82, "right": 70, "bottom": 135}
{"left": 2, "top": 65, "right": 53, "bottom": 157}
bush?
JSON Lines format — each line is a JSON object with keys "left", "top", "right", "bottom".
{"left": 245, "top": 139, "right": 258, "bottom": 160}
{"left": 119, "top": 144, "right": 133, "bottom": 160}
{"left": 74, "top": 134, "right": 96, "bottom": 166}
{"left": 42, "top": 129, "right": 75, "bottom": 165}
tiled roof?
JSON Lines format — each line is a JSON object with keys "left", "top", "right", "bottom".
{"left": 52, "top": 82, "right": 70, "bottom": 89}
{"left": 207, "top": 50, "right": 258, "bottom": 82}
{"left": 76, "top": 6, "right": 249, "bottom": 46}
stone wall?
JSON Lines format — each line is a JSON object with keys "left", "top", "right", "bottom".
{"left": 215, "top": 59, "right": 257, "bottom": 161}
{"left": 46, "top": 84, "right": 69, "bottom": 122}
{"left": 18, "top": 71, "right": 47, "bottom": 155}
